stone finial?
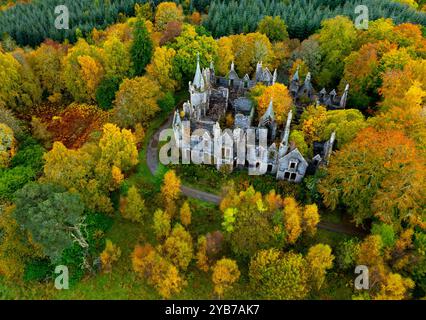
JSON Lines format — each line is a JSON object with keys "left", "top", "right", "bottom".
{"left": 304, "top": 72, "right": 311, "bottom": 84}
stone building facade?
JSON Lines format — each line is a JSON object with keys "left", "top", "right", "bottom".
{"left": 172, "top": 56, "right": 344, "bottom": 183}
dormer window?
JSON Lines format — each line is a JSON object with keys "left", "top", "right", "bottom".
{"left": 289, "top": 160, "right": 298, "bottom": 170}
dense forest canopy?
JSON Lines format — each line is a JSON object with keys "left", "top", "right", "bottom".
{"left": 204, "top": 0, "right": 426, "bottom": 39}
{"left": 1, "top": 0, "right": 426, "bottom": 46}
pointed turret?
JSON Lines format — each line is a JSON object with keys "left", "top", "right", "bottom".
{"left": 193, "top": 53, "right": 205, "bottom": 91}
{"left": 292, "top": 65, "right": 300, "bottom": 82}
{"left": 339, "top": 84, "right": 349, "bottom": 109}
{"left": 289, "top": 66, "right": 300, "bottom": 98}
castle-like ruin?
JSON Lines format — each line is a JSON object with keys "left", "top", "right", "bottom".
{"left": 172, "top": 55, "right": 349, "bottom": 182}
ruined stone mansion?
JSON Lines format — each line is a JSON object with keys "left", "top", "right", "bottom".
{"left": 172, "top": 56, "right": 348, "bottom": 183}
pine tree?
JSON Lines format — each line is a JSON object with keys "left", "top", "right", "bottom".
{"left": 130, "top": 17, "right": 153, "bottom": 76}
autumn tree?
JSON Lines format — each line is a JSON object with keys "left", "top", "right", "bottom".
{"left": 43, "top": 124, "right": 139, "bottom": 213}
{"left": 0, "top": 50, "right": 21, "bottom": 110}
{"left": 62, "top": 39, "right": 105, "bottom": 102}
{"left": 103, "top": 36, "right": 131, "bottom": 80}
{"left": 196, "top": 235, "right": 209, "bottom": 272}
{"left": 319, "top": 127, "right": 426, "bottom": 229}
{"left": 373, "top": 60, "right": 426, "bottom": 153}
{"left": 230, "top": 32, "right": 274, "bottom": 76}
{"left": 341, "top": 41, "right": 393, "bottom": 108}
{"left": 249, "top": 249, "right": 309, "bottom": 299}
{"left": 154, "top": 2, "right": 184, "bottom": 31}
{"left": 161, "top": 170, "right": 181, "bottom": 215}
{"left": 336, "top": 239, "right": 360, "bottom": 271}
{"left": 257, "top": 16, "right": 289, "bottom": 42}
{"left": 170, "top": 24, "right": 218, "bottom": 81}
{"left": 96, "top": 123, "right": 139, "bottom": 175}
{"left": 374, "top": 273, "right": 415, "bottom": 300}
{"left": 221, "top": 186, "right": 276, "bottom": 257}
{"left": 320, "top": 109, "right": 367, "bottom": 148}
{"left": 254, "top": 83, "right": 293, "bottom": 125}
{"left": 113, "top": 76, "right": 162, "bottom": 128}
{"left": 282, "top": 197, "right": 302, "bottom": 244}
{"left": 120, "top": 185, "right": 146, "bottom": 223}
{"left": 0, "top": 49, "right": 41, "bottom": 112}
{"left": 132, "top": 244, "right": 185, "bottom": 299}
{"left": 303, "top": 204, "right": 320, "bottom": 236}
{"left": 146, "top": 47, "right": 179, "bottom": 91}
{"left": 317, "top": 16, "right": 358, "bottom": 87}
{"left": 161, "top": 224, "right": 193, "bottom": 271}
{"left": 100, "top": 239, "right": 121, "bottom": 273}
{"left": 179, "top": 201, "right": 191, "bottom": 227}
{"left": 212, "top": 258, "right": 240, "bottom": 299}
{"left": 29, "top": 41, "right": 65, "bottom": 99}
{"left": 135, "top": 2, "right": 153, "bottom": 21}
{"left": 0, "top": 123, "right": 16, "bottom": 168}
{"left": 306, "top": 244, "right": 334, "bottom": 291}
{"left": 299, "top": 105, "right": 328, "bottom": 145}
{"left": 289, "top": 130, "right": 308, "bottom": 156}
{"left": 291, "top": 38, "right": 321, "bottom": 79}
{"left": 130, "top": 17, "right": 153, "bottom": 76}
{"left": 153, "top": 209, "right": 171, "bottom": 241}
{"left": 216, "top": 37, "right": 234, "bottom": 76}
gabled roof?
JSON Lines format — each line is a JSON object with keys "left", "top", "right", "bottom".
{"left": 283, "top": 148, "right": 308, "bottom": 167}
{"left": 228, "top": 61, "right": 239, "bottom": 80}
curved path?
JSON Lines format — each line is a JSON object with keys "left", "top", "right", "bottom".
{"left": 146, "top": 113, "right": 366, "bottom": 237}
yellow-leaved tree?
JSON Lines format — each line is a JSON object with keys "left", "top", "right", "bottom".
{"left": 212, "top": 258, "right": 240, "bottom": 299}
{"left": 306, "top": 244, "right": 334, "bottom": 291}
{"left": 132, "top": 244, "right": 186, "bottom": 299}
{"left": 0, "top": 123, "right": 16, "bottom": 168}
{"left": 100, "top": 239, "right": 121, "bottom": 273}
{"left": 161, "top": 170, "right": 181, "bottom": 215}
{"left": 120, "top": 185, "right": 146, "bottom": 222}
{"left": 255, "top": 83, "right": 293, "bottom": 125}
{"left": 146, "top": 47, "right": 179, "bottom": 92}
